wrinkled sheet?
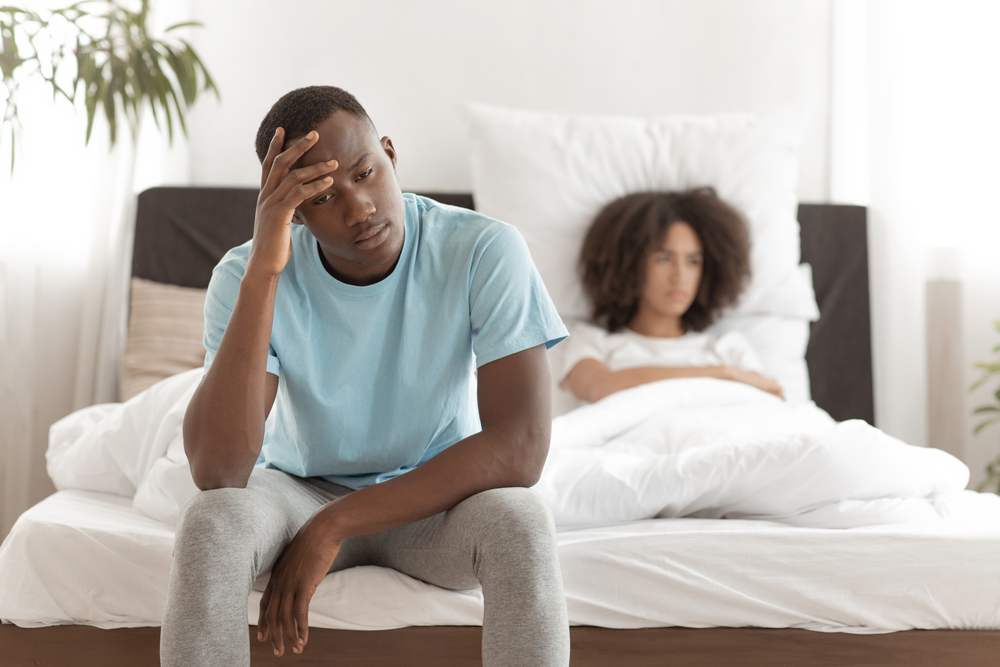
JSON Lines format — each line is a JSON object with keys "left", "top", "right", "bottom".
{"left": 537, "top": 378, "right": 971, "bottom": 528}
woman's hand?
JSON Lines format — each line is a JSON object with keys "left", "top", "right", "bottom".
{"left": 257, "top": 509, "right": 341, "bottom": 656}
{"left": 725, "top": 367, "right": 785, "bottom": 400}
{"left": 247, "top": 127, "right": 340, "bottom": 279}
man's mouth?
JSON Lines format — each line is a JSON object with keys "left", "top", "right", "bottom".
{"left": 354, "top": 223, "right": 390, "bottom": 250}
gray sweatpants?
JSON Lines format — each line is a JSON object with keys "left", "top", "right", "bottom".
{"left": 160, "top": 468, "right": 570, "bottom": 666}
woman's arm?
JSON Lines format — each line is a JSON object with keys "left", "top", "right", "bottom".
{"left": 563, "top": 358, "right": 784, "bottom": 403}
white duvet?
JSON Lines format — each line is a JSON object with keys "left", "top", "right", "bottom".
{"left": 538, "top": 378, "right": 971, "bottom": 528}
{"left": 46, "top": 370, "right": 970, "bottom": 530}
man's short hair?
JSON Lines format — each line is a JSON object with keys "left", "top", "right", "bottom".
{"left": 255, "top": 86, "right": 375, "bottom": 163}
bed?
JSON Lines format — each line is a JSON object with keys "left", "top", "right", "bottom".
{"left": 4, "top": 107, "right": 1000, "bottom": 666}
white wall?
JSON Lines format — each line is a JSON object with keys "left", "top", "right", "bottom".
{"left": 187, "top": 0, "right": 832, "bottom": 200}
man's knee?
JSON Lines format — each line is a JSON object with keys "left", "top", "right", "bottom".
{"left": 461, "top": 487, "right": 558, "bottom": 558}
{"left": 175, "top": 486, "right": 264, "bottom": 554}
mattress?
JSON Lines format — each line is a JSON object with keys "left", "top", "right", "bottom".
{"left": 3, "top": 490, "right": 1000, "bottom": 634}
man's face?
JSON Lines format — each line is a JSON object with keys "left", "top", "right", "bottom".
{"left": 293, "top": 111, "right": 406, "bottom": 286}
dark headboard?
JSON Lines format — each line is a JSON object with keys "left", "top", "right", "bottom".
{"left": 133, "top": 187, "right": 875, "bottom": 425}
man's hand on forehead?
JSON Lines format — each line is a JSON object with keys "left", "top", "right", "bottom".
{"left": 261, "top": 127, "right": 338, "bottom": 190}
{"left": 246, "top": 128, "right": 340, "bottom": 279}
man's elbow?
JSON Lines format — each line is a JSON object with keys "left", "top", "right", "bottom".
{"left": 190, "top": 468, "right": 250, "bottom": 491}
{"left": 183, "top": 423, "right": 252, "bottom": 491}
{"left": 187, "top": 449, "right": 251, "bottom": 490}
{"left": 507, "top": 426, "right": 550, "bottom": 487}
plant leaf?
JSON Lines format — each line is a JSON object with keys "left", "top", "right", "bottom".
{"left": 164, "top": 21, "right": 202, "bottom": 32}
{"left": 148, "top": 46, "right": 174, "bottom": 143}
{"left": 103, "top": 68, "right": 116, "bottom": 145}
{"left": 973, "top": 406, "right": 1000, "bottom": 414}
{"left": 163, "top": 45, "right": 194, "bottom": 106}
{"left": 182, "top": 39, "right": 219, "bottom": 98}
{"left": 973, "top": 417, "right": 1000, "bottom": 435}
{"left": 81, "top": 54, "right": 99, "bottom": 145}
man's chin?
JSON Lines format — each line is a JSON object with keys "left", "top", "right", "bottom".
{"left": 353, "top": 232, "right": 404, "bottom": 268}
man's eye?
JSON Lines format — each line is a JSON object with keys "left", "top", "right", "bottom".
{"left": 314, "top": 193, "right": 332, "bottom": 205}
{"left": 357, "top": 168, "right": 373, "bottom": 180}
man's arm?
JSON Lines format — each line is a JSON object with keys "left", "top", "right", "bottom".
{"left": 257, "top": 343, "right": 553, "bottom": 656}
{"left": 322, "top": 342, "right": 553, "bottom": 531}
{"left": 183, "top": 128, "right": 339, "bottom": 490}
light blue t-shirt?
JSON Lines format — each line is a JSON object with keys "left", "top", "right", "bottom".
{"left": 203, "top": 193, "right": 568, "bottom": 489}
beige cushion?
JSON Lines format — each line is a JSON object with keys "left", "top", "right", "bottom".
{"left": 120, "top": 277, "right": 207, "bottom": 401}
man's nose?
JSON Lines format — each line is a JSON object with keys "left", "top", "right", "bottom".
{"left": 345, "top": 196, "right": 376, "bottom": 226}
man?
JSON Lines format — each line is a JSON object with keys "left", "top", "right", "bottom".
{"left": 160, "top": 86, "right": 571, "bottom": 667}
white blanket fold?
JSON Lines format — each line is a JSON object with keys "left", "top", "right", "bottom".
{"left": 46, "top": 373, "right": 970, "bottom": 529}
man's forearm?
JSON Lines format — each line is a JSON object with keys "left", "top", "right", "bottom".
{"left": 313, "top": 423, "right": 548, "bottom": 545}
{"left": 183, "top": 268, "right": 280, "bottom": 489}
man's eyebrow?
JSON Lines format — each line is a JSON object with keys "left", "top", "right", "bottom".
{"left": 349, "top": 153, "right": 370, "bottom": 171}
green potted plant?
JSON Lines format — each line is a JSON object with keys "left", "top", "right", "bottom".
{"left": 972, "top": 319, "right": 1000, "bottom": 493}
{"left": 1, "top": 0, "right": 217, "bottom": 170}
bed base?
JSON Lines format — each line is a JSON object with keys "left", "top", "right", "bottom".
{"left": 3, "top": 624, "right": 998, "bottom": 666}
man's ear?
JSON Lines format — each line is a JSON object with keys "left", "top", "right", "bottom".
{"left": 381, "top": 136, "right": 397, "bottom": 169}
{"left": 292, "top": 207, "right": 305, "bottom": 225}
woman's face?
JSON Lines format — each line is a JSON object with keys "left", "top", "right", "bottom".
{"left": 637, "top": 221, "right": 704, "bottom": 323}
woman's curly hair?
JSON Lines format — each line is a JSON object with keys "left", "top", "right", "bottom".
{"left": 579, "top": 188, "right": 751, "bottom": 333}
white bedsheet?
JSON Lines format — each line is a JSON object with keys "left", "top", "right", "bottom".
{"left": 3, "top": 490, "right": 1000, "bottom": 633}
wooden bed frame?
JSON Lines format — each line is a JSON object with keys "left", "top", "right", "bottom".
{"left": 4, "top": 190, "right": 996, "bottom": 666}
{"left": 3, "top": 624, "right": 1000, "bottom": 666}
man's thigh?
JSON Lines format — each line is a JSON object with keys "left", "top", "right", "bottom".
{"left": 332, "top": 487, "right": 557, "bottom": 592}
{"left": 177, "top": 468, "right": 348, "bottom": 580}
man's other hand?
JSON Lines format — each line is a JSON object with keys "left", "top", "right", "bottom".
{"left": 256, "top": 508, "right": 341, "bottom": 656}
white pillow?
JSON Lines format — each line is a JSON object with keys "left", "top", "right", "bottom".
{"left": 464, "top": 103, "right": 818, "bottom": 322}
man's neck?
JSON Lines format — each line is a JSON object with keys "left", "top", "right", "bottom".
{"left": 317, "top": 241, "right": 402, "bottom": 286}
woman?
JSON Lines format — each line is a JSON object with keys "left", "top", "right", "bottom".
{"left": 558, "top": 188, "right": 785, "bottom": 403}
